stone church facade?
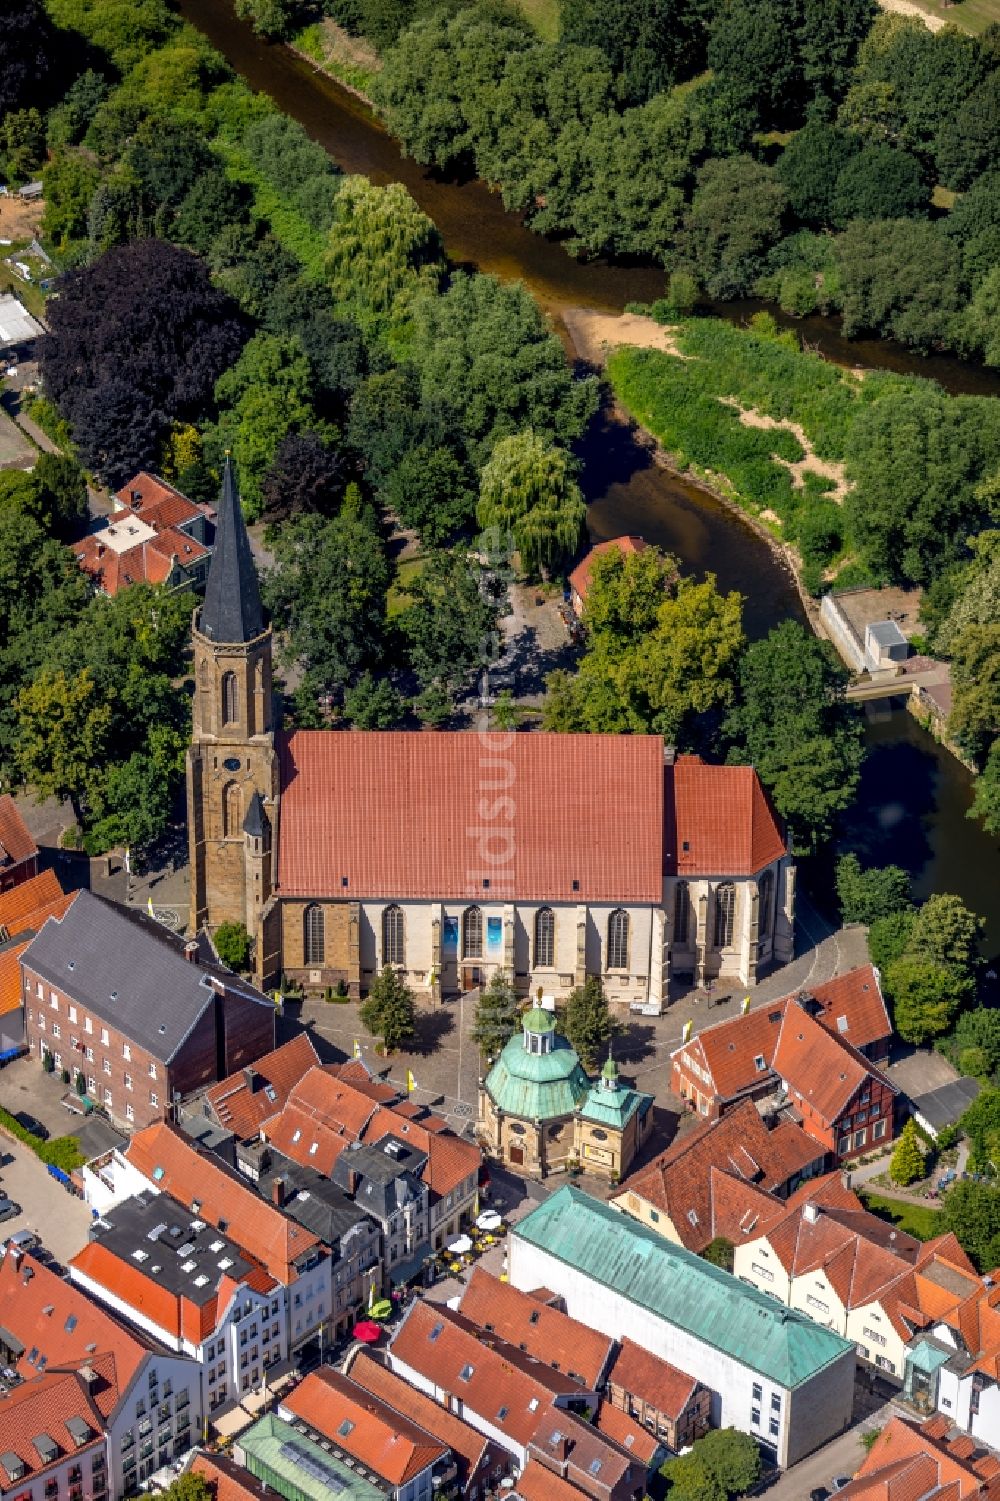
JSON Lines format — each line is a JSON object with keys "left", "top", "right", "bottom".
{"left": 188, "top": 465, "right": 796, "bottom": 1011}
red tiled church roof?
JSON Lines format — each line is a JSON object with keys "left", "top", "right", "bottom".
{"left": 277, "top": 736, "right": 787, "bottom": 902}
{"left": 664, "top": 756, "right": 786, "bottom": 877}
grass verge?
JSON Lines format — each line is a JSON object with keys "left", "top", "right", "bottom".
{"left": 859, "top": 1189, "right": 942, "bottom": 1240}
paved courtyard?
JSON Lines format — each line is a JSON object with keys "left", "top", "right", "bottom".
{"left": 0, "top": 1134, "right": 93, "bottom": 1268}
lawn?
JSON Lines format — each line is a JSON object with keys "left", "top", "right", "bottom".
{"left": 881, "top": 0, "right": 1000, "bottom": 32}
{"left": 515, "top": 0, "right": 560, "bottom": 40}
{"left": 859, "top": 1190, "right": 942, "bottom": 1241}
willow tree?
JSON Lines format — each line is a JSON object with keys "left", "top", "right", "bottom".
{"left": 325, "top": 175, "right": 444, "bottom": 333}
{"left": 477, "top": 429, "right": 586, "bottom": 576}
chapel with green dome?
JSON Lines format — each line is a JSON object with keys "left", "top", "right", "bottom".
{"left": 478, "top": 1007, "right": 654, "bottom": 1180}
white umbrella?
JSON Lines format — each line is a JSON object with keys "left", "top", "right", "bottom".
{"left": 448, "top": 1234, "right": 473, "bottom": 1255}
{"left": 476, "top": 1210, "right": 502, "bottom": 1231}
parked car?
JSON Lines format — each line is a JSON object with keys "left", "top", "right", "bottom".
{"left": 1, "top": 1227, "right": 38, "bottom": 1250}
{"left": 15, "top": 1112, "right": 49, "bottom": 1141}
{"left": 831, "top": 1478, "right": 853, "bottom": 1493}
{"left": 0, "top": 1198, "right": 22, "bottom": 1223}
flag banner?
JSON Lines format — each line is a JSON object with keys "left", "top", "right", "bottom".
{"left": 353, "top": 1038, "right": 361, "bottom": 1059}
{"left": 681, "top": 1019, "right": 693, "bottom": 1044}
{"left": 742, "top": 995, "right": 752, "bottom": 1014}
{"left": 406, "top": 1069, "right": 416, "bottom": 1093}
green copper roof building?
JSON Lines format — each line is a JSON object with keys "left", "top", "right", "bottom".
{"left": 483, "top": 1017, "right": 591, "bottom": 1121}
{"left": 237, "top": 1415, "right": 384, "bottom": 1501}
{"left": 513, "top": 1185, "right": 854, "bottom": 1391}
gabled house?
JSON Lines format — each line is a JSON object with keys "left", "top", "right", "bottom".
{"left": 82, "top": 1121, "right": 331, "bottom": 1358}
{"left": 203, "top": 1034, "right": 321, "bottom": 1142}
{"left": 387, "top": 1302, "right": 590, "bottom": 1470}
{"left": 835, "top": 1414, "right": 1000, "bottom": 1500}
{"left": 0, "top": 1247, "right": 202, "bottom": 1499}
{"left": 69, "top": 1189, "right": 287, "bottom": 1417}
{"left": 602, "top": 1338, "right": 711, "bottom": 1455}
{"left": 611, "top": 1097, "right": 826, "bottom": 1252}
{"left": 21, "top": 891, "right": 275, "bottom": 1132}
{"left": 669, "top": 966, "right": 897, "bottom": 1162}
{"left": 458, "top": 1268, "right": 616, "bottom": 1391}
{"left": 0, "top": 796, "right": 38, "bottom": 893}
{"left": 0, "top": 871, "right": 76, "bottom": 1053}
{"left": 526, "top": 1408, "right": 644, "bottom": 1501}
{"left": 278, "top": 1367, "right": 449, "bottom": 1501}
{"left": 72, "top": 473, "right": 215, "bottom": 600}
{"left": 901, "top": 1256, "right": 1000, "bottom": 1446}
{"left": 349, "top": 1350, "right": 504, "bottom": 1501}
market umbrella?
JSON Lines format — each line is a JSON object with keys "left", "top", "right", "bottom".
{"left": 370, "top": 1299, "right": 393, "bottom": 1321}
{"left": 476, "top": 1210, "right": 502, "bottom": 1231}
{"left": 448, "top": 1234, "right": 473, "bottom": 1255}
{"left": 353, "top": 1321, "right": 382, "bottom": 1343}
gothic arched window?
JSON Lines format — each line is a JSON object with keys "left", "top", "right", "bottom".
{"left": 674, "top": 881, "right": 690, "bottom": 946}
{"left": 714, "top": 883, "right": 736, "bottom": 949}
{"left": 222, "top": 671, "right": 239, "bottom": 727}
{"left": 463, "top": 906, "right": 483, "bottom": 958}
{"left": 608, "top": 909, "right": 629, "bottom": 971}
{"left": 383, "top": 905, "right": 405, "bottom": 966}
{"left": 534, "top": 908, "right": 555, "bottom": 968}
{"left": 222, "top": 781, "right": 241, "bottom": 839}
{"left": 304, "top": 904, "right": 325, "bottom": 966}
{"left": 759, "top": 869, "right": 775, "bottom": 940}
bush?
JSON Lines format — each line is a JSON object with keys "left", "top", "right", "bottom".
{"left": 0, "top": 1104, "right": 84, "bottom": 1172}
{"left": 213, "top": 921, "right": 251, "bottom": 971}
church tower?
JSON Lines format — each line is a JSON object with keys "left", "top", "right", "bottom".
{"left": 187, "top": 457, "right": 279, "bottom": 944}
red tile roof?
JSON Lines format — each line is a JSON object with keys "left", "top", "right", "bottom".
{"left": 0, "top": 795, "right": 37, "bottom": 868}
{"left": 0, "top": 939, "right": 30, "bottom": 1017}
{"left": 349, "top": 1352, "right": 493, "bottom": 1488}
{"left": 114, "top": 471, "right": 213, "bottom": 530}
{"left": 673, "top": 966, "right": 893, "bottom": 1106}
{"left": 190, "top": 1451, "right": 276, "bottom": 1501}
{"left": 277, "top": 732, "right": 666, "bottom": 903}
{"left": 362, "top": 1105, "right": 480, "bottom": 1201}
{"left": 604, "top": 1338, "right": 700, "bottom": 1422}
{"left": 664, "top": 756, "right": 785, "bottom": 877}
{"left": 593, "top": 1404, "right": 660, "bottom": 1468}
{"left": 568, "top": 537, "right": 647, "bottom": 606}
{"left": 72, "top": 525, "right": 209, "bottom": 598}
{"left": 617, "top": 1099, "right": 823, "bottom": 1251}
{"left": 773, "top": 1006, "right": 890, "bottom": 1126}
{"left": 206, "top": 1034, "right": 320, "bottom": 1140}
{"left": 0, "top": 1251, "right": 149, "bottom": 1421}
{"left": 0, "top": 1367, "right": 106, "bottom": 1485}
{"left": 264, "top": 1101, "right": 352, "bottom": 1177}
{"left": 840, "top": 1416, "right": 1000, "bottom": 1501}
{"left": 458, "top": 1268, "right": 614, "bottom": 1388}
{"left": 514, "top": 1461, "right": 589, "bottom": 1501}
{"left": 0, "top": 869, "right": 63, "bottom": 931}
{"left": 528, "top": 1407, "right": 639, "bottom": 1497}
{"left": 70, "top": 1237, "right": 276, "bottom": 1348}
{"left": 125, "top": 1122, "right": 321, "bottom": 1284}
{"left": 389, "top": 1303, "right": 582, "bottom": 1448}
{"left": 281, "top": 1368, "right": 447, "bottom": 1485}
{"left": 329, "top": 1060, "right": 401, "bottom": 1104}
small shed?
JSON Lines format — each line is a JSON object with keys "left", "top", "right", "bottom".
{"left": 17, "top": 182, "right": 43, "bottom": 200}
{"left": 865, "top": 619, "right": 909, "bottom": 671}
{"left": 911, "top": 1077, "right": 980, "bottom": 1139}
{"left": 0, "top": 292, "right": 42, "bottom": 351}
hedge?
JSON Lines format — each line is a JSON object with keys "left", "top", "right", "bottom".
{"left": 0, "top": 1104, "right": 85, "bottom": 1172}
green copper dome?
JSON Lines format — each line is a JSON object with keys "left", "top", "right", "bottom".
{"left": 484, "top": 1029, "right": 590, "bottom": 1121}
{"left": 522, "top": 1006, "right": 556, "bottom": 1033}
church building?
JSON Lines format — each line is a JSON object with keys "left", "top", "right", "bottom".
{"left": 187, "top": 463, "right": 797, "bottom": 1011}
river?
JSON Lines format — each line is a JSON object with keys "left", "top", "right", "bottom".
{"left": 177, "top": 0, "right": 1000, "bottom": 950}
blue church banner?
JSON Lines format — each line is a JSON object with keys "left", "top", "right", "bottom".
{"left": 442, "top": 917, "right": 459, "bottom": 956}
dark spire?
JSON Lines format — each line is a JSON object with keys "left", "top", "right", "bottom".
{"left": 243, "top": 790, "right": 268, "bottom": 839}
{"left": 199, "top": 454, "right": 264, "bottom": 643}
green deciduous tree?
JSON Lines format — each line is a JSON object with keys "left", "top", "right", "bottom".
{"left": 776, "top": 122, "right": 860, "bottom": 228}
{"left": 889, "top": 1118, "right": 926, "bottom": 1185}
{"left": 941, "top": 1179, "right": 1000, "bottom": 1271}
{"left": 949, "top": 624, "right": 1000, "bottom": 764}
{"left": 886, "top": 956, "right": 963, "bottom": 1045}
{"left": 213, "top": 922, "right": 252, "bottom": 971}
{"left": 955, "top": 1012, "right": 1000, "bottom": 1084}
{"left": 343, "top": 672, "right": 406, "bottom": 729}
{"left": 382, "top": 445, "right": 476, "bottom": 546}
{"left": 661, "top": 1428, "right": 761, "bottom": 1501}
{"left": 970, "top": 741, "right": 1000, "bottom": 836}
{"left": 830, "top": 144, "right": 927, "bottom": 227}
{"left": 326, "top": 176, "right": 444, "bottom": 332}
{"left": 361, "top": 965, "right": 416, "bottom": 1053}
{"left": 835, "top": 853, "right": 912, "bottom": 926}
{"left": 867, "top": 908, "right": 915, "bottom": 973}
{"left": 471, "top": 971, "right": 522, "bottom": 1062}
{"left": 477, "top": 431, "right": 585, "bottom": 577}
{"left": 835, "top": 218, "right": 967, "bottom": 354}
{"left": 399, "top": 550, "right": 500, "bottom": 703}
{"left": 545, "top": 567, "right": 744, "bottom": 746}
{"left": 235, "top": 0, "right": 300, "bottom": 37}
{"left": 562, "top": 976, "right": 620, "bottom": 1070}
{"left": 265, "top": 508, "right": 390, "bottom": 699}
{"left": 725, "top": 622, "right": 864, "bottom": 853}
{"left": 678, "top": 156, "right": 787, "bottom": 300}
{"left": 559, "top": 0, "right": 713, "bottom": 104}
{"left": 15, "top": 668, "right": 112, "bottom": 824}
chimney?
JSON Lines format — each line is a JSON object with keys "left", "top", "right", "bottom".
{"left": 244, "top": 1066, "right": 258, "bottom": 1092}
{"left": 184, "top": 940, "right": 199, "bottom": 963}
{"left": 96, "top": 543, "right": 105, "bottom": 558}
{"left": 79, "top": 1364, "right": 98, "bottom": 1393}
{"left": 803, "top": 1202, "right": 819, "bottom": 1225}
{"left": 663, "top": 745, "right": 676, "bottom": 766}
{"left": 272, "top": 1177, "right": 285, "bottom": 1208}
{"left": 550, "top": 1436, "right": 571, "bottom": 1462}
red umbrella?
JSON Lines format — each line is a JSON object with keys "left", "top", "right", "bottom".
{"left": 353, "top": 1321, "right": 382, "bottom": 1343}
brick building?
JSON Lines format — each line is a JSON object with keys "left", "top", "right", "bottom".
{"left": 0, "top": 796, "right": 38, "bottom": 894}
{"left": 0, "top": 872, "right": 76, "bottom": 1053}
{"left": 72, "top": 472, "right": 214, "bottom": 600}
{"left": 603, "top": 1337, "right": 712, "bottom": 1453}
{"left": 20, "top": 891, "right": 275, "bottom": 1131}
{"left": 669, "top": 965, "right": 897, "bottom": 1163}
{"left": 187, "top": 462, "right": 795, "bottom": 1005}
